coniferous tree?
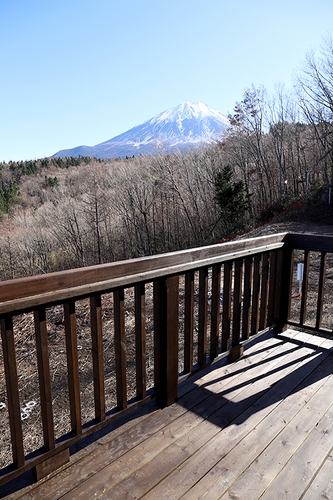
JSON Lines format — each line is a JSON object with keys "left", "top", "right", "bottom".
{"left": 214, "top": 165, "right": 250, "bottom": 234}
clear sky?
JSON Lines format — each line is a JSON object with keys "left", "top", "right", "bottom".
{"left": 1, "top": 0, "right": 333, "bottom": 162}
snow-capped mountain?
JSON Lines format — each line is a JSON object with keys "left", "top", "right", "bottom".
{"left": 53, "top": 101, "right": 230, "bottom": 159}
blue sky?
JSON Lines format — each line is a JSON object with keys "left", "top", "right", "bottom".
{"left": 1, "top": 0, "right": 333, "bottom": 162}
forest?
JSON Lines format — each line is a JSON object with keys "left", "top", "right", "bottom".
{"left": 0, "top": 36, "right": 333, "bottom": 281}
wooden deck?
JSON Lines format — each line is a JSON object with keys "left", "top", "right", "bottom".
{"left": 2, "top": 327, "right": 333, "bottom": 499}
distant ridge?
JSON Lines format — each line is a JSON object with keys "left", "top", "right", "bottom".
{"left": 52, "top": 101, "right": 230, "bottom": 159}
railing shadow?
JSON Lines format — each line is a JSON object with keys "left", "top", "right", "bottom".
{"left": 177, "top": 330, "right": 333, "bottom": 430}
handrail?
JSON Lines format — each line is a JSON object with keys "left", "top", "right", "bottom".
{"left": 0, "top": 240, "right": 285, "bottom": 315}
{"left": 0, "top": 233, "right": 287, "bottom": 307}
{"left": 2, "top": 230, "right": 327, "bottom": 488}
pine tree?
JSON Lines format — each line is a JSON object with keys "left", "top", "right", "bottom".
{"left": 214, "top": 165, "right": 250, "bottom": 234}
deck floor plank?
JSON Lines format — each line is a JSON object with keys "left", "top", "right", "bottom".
{"left": 3, "top": 329, "right": 333, "bottom": 500}
{"left": 218, "top": 354, "right": 333, "bottom": 499}
{"left": 259, "top": 407, "right": 333, "bottom": 500}
{"left": 59, "top": 331, "right": 287, "bottom": 499}
{"left": 147, "top": 336, "right": 333, "bottom": 500}
{"left": 302, "top": 450, "right": 333, "bottom": 500}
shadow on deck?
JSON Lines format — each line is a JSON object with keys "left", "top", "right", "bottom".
{"left": 3, "top": 327, "right": 333, "bottom": 499}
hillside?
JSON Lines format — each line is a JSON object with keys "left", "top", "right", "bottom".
{"left": 235, "top": 201, "right": 333, "bottom": 240}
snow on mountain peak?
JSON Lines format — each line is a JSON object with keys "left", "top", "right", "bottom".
{"left": 53, "top": 101, "right": 230, "bottom": 159}
{"left": 151, "top": 101, "right": 229, "bottom": 126}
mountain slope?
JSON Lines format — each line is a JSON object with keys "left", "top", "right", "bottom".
{"left": 53, "top": 101, "right": 230, "bottom": 159}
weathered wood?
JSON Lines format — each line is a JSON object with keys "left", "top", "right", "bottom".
{"left": 177, "top": 335, "right": 333, "bottom": 500}
{"left": 259, "top": 252, "right": 269, "bottom": 330}
{"left": 13, "top": 331, "right": 333, "bottom": 500}
{"left": 153, "top": 276, "right": 179, "bottom": 407}
{"left": 316, "top": 251, "right": 327, "bottom": 330}
{"left": 0, "top": 314, "right": 25, "bottom": 468}
{"left": 242, "top": 256, "right": 252, "bottom": 341}
{"left": 221, "top": 261, "right": 232, "bottom": 352}
{"left": 64, "top": 300, "right": 82, "bottom": 435}
{"left": 218, "top": 355, "right": 333, "bottom": 500}
{"left": 135, "top": 283, "right": 146, "bottom": 400}
{"left": 34, "top": 307, "right": 56, "bottom": 450}
{"left": 2, "top": 230, "right": 333, "bottom": 491}
{"left": 267, "top": 249, "right": 277, "bottom": 325}
{"left": 0, "top": 396, "right": 152, "bottom": 488}
{"left": 34, "top": 331, "right": 289, "bottom": 499}
{"left": 210, "top": 264, "right": 221, "bottom": 359}
{"left": 273, "top": 248, "right": 284, "bottom": 322}
{"left": 277, "top": 245, "right": 294, "bottom": 332}
{"left": 33, "top": 449, "right": 69, "bottom": 483}
{"left": 284, "top": 232, "right": 333, "bottom": 252}
{"left": 250, "top": 254, "right": 261, "bottom": 335}
{"left": 114, "top": 288, "right": 127, "bottom": 410}
{"left": 0, "top": 235, "right": 286, "bottom": 315}
{"left": 90, "top": 294, "right": 105, "bottom": 421}
{"left": 300, "top": 249, "right": 310, "bottom": 325}
{"left": 198, "top": 267, "right": 208, "bottom": 366}
{"left": 231, "top": 258, "right": 243, "bottom": 349}
{"left": 184, "top": 271, "right": 194, "bottom": 373}
{"left": 302, "top": 454, "right": 333, "bottom": 500}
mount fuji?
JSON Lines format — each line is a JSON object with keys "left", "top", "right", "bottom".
{"left": 52, "top": 101, "right": 230, "bottom": 159}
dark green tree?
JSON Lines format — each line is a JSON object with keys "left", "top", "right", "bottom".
{"left": 214, "top": 165, "right": 250, "bottom": 234}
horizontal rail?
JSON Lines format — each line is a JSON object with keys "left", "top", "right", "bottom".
{"left": 0, "top": 233, "right": 287, "bottom": 314}
{"left": 284, "top": 233, "right": 333, "bottom": 252}
{"left": 0, "top": 241, "right": 285, "bottom": 315}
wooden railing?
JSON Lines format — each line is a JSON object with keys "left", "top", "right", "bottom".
{"left": 1, "top": 231, "right": 332, "bottom": 486}
{"left": 281, "top": 233, "right": 333, "bottom": 335}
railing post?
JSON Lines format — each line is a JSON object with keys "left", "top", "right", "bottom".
{"left": 154, "top": 275, "right": 179, "bottom": 408}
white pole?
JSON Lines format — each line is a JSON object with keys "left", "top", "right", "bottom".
{"left": 297, "top": 263, "right": 304, "bottom": 295}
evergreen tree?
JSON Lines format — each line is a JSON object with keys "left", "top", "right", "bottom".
{"left": 214, "top": 165, "right": 250, "bottom": 234}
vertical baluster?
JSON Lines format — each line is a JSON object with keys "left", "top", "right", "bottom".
{"left": 184, "top": 270, "right": 194, "bottom": 373}
{"left": 198, "top": 267, "right": 208, "bottom": 367}
{"left": 273, "top": 248, "right": 284, "bottom": 321}
{"left": 278, "top": 245, "right": 294, "bottom": 332}
{"left": 300, "top": 250, "right": 310, "bottom": 326}
{"left": 90, "top": 294, "right": 105, "bottom": 421}
{"left": 34, "top": 307, "right": 55, "bottom": 450}
{"left": 64, "top": 300, "right": 82, "bottom": 435}
{"left": 242, "top": 256, "right": 253, "bottom": 340}
{"left": 259, "top": 252, "right": 269, "bottom": 330}
{"left": 222, "top": 261, "right": 232, "bottom": 352}
{"left": 267, "top": 250, "right": 278, "bottom": 325}
{"left": 316, "top": 251, "right": 327, "bottom": 330}
{"left": 229, "top": 259, "right": 244, "bottom": 360}
{"left": 0, "top": 314, "right": 24, "bottom": 468}
{"left": 135, "top": 283, "right": 146, "bottom": 400}
{"left": 114, "top": 288, "right": 127, "bottom": 410}
{"left": 210, "top": 264, "right": 221, "bottom": 359}
{"left": 251, "top": 254, "right": 261, "bottom": 335}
